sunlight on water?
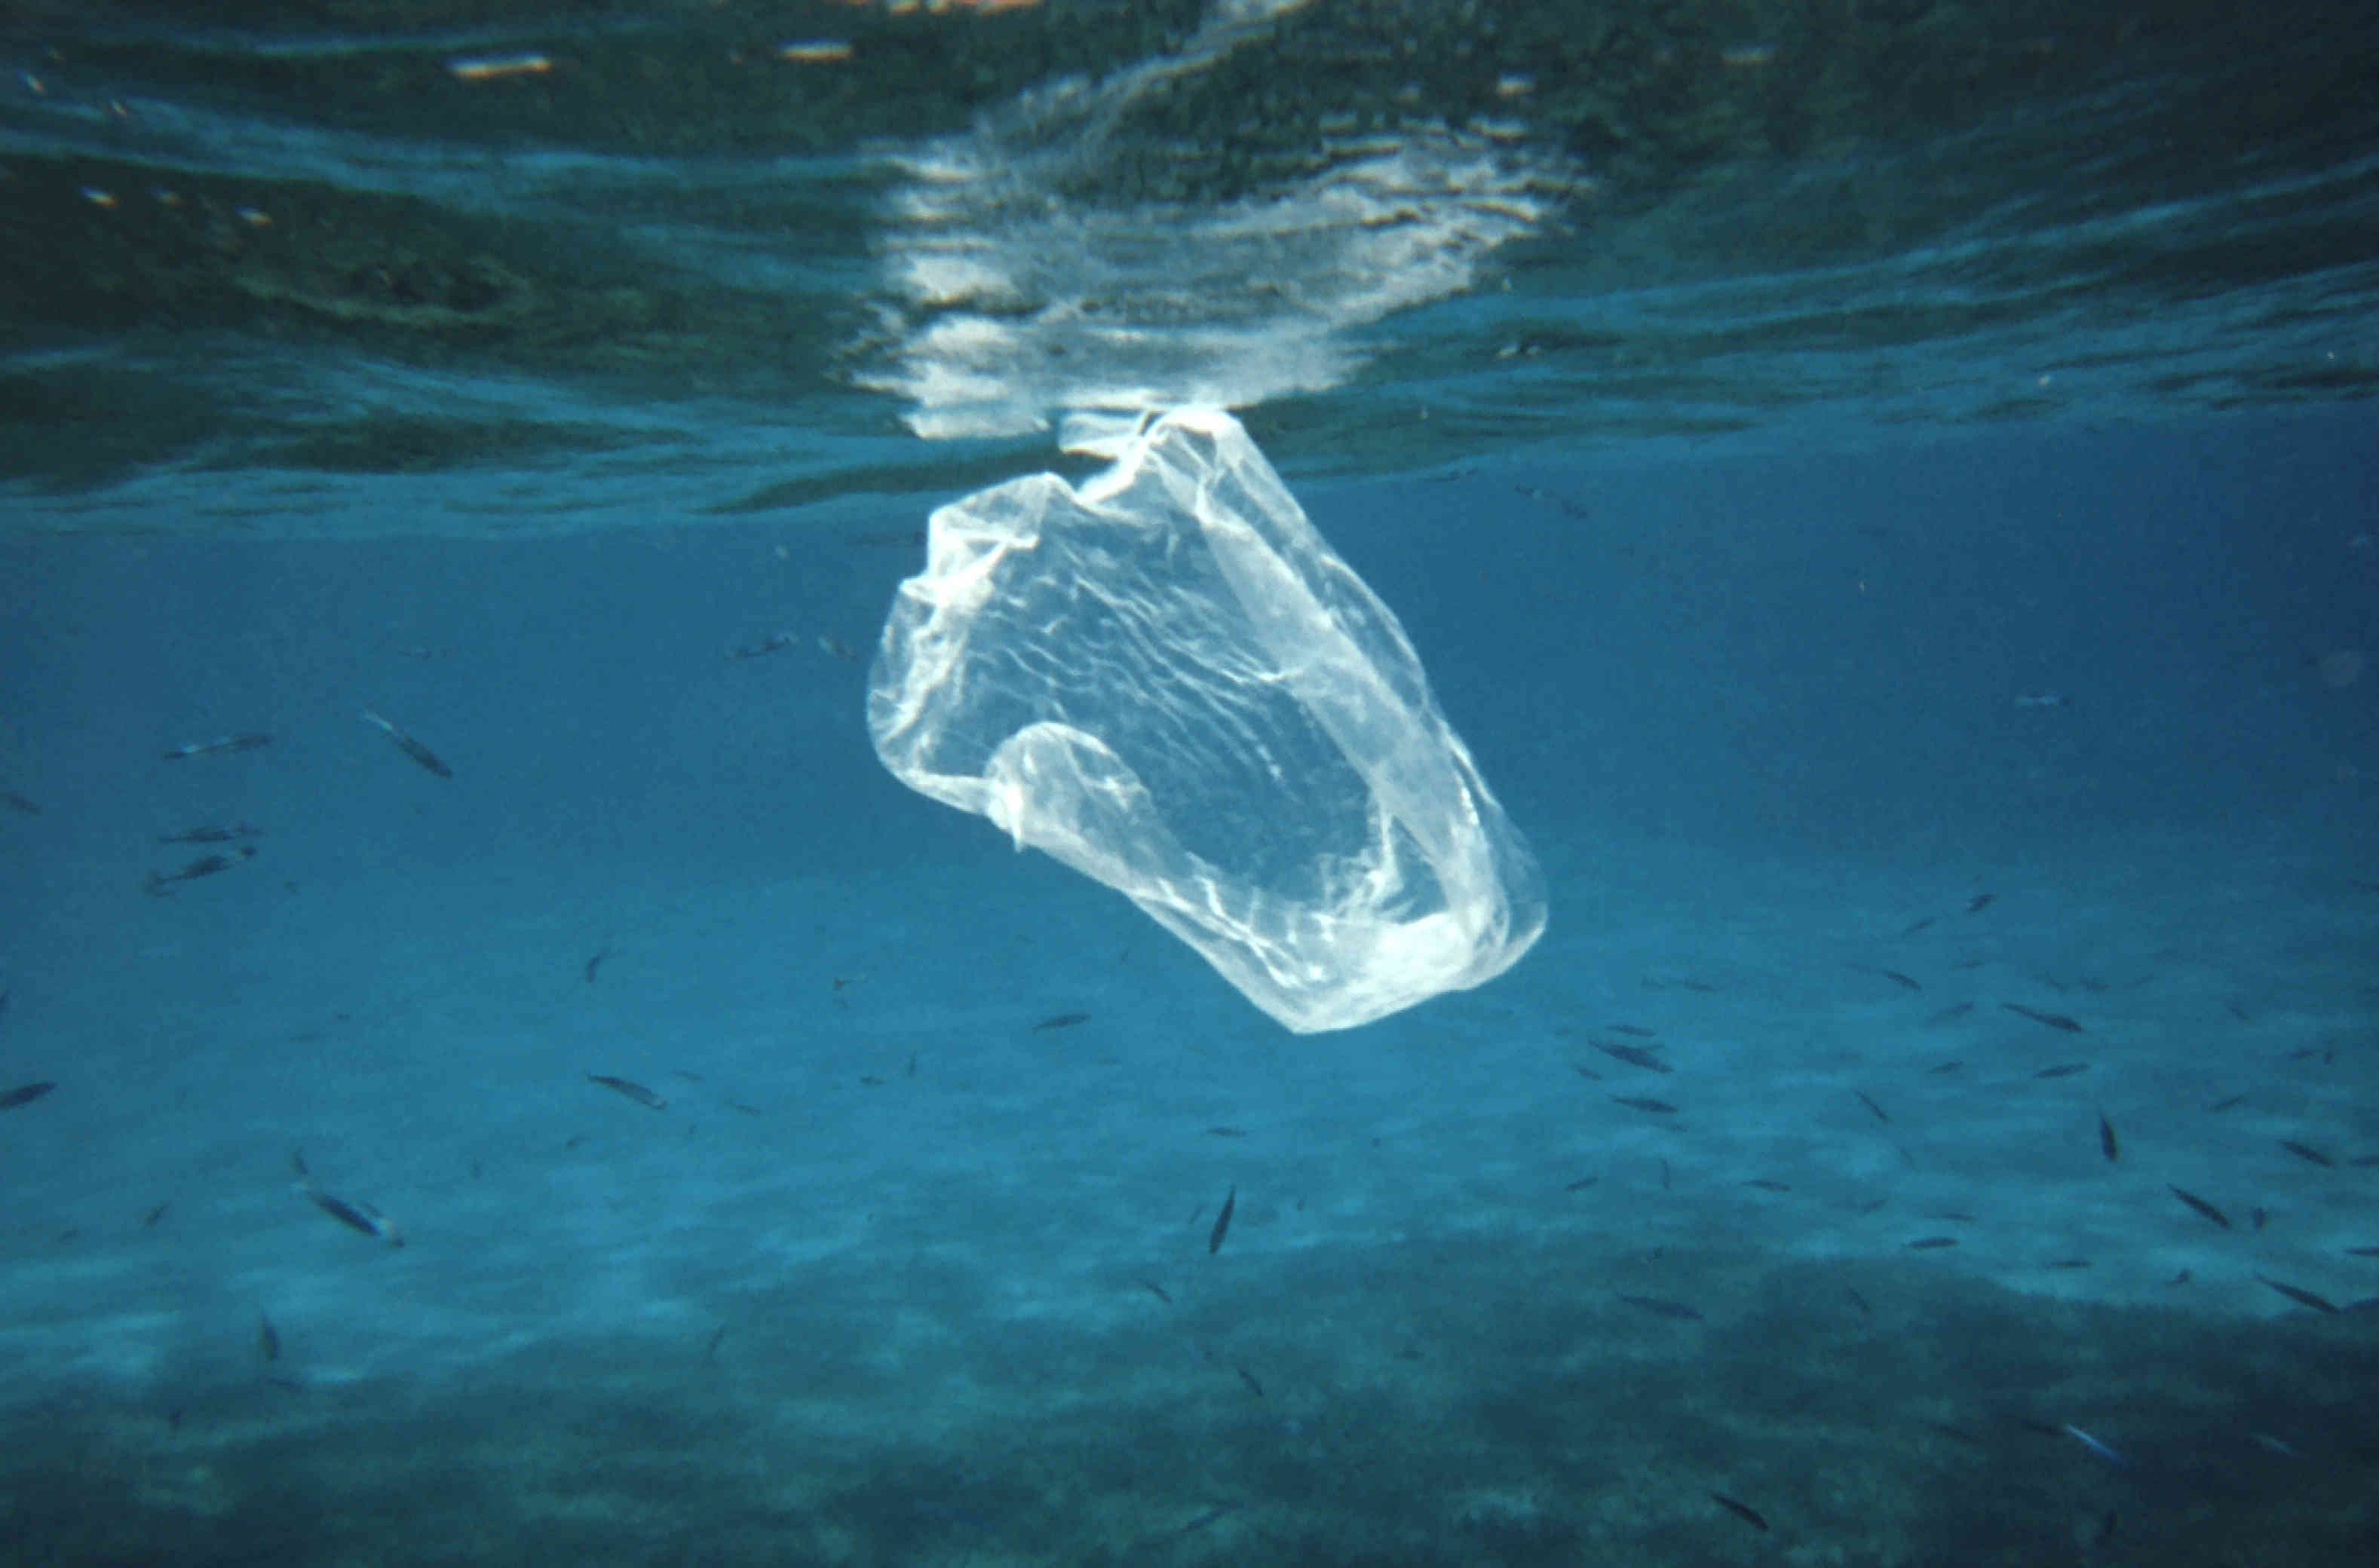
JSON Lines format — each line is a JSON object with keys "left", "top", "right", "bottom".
{"left": 0, "top": 1, "right": 2372, "bottom": 535}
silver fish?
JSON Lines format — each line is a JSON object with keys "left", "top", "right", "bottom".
{"left": 360, "top": 710, "right": 453, "bottom": 779}
{"left": 290, "top": 1150, "right": 404, "bottom": 1246}
{"left": 161, "top": 733, "right": 271, "bottom": 761}
{"left": 587, "top": 1073, "right": 667, "bottom": 1110}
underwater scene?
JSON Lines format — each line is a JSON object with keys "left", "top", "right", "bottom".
{"left": 2, "top": 2, "right": 2376, "bottom": 1563}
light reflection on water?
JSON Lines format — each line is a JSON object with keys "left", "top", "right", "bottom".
{"left": 0, "top": 1, "right": 2373, "bottom": 534}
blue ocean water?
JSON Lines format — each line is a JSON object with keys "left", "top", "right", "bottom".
{"left": 4, "top": 3, "right": 2377, "bottom": 1564}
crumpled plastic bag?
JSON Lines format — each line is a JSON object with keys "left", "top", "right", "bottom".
{"left": 867, "top": 408, "right": 1544, "bottom": 1032}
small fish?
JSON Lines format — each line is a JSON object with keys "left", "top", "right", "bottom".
{"left": 2168, "top": 1185, "right": 2231, "bottom": 1229}
{"left": 1208, "top": 1185, "right": 1235, "bottom": 1255}
{"left": 703, "top": 1325, "right": 728, "bottom": 1360}
{"left": 157, "top": 823, "right": 260, "bottom": 844}
{"left": 584, "top": 945, "right": 611, "bottom": 983}
{"left": 2098, "top": 1110, "right": 2119, "bottom": 1162}
{"left": 143, "top": 845, "right": 257, "bottom": 894}
{"left": 1879, "top": 969, "right": 1924, "bottom": 991}
{"left": 1139, "top": 1280, "right": 1173, "bottom": 1304}
{"left": 1847, "top": 1288, "right": 1872, "bottom": 1318}
{"left": 2253, "top": 1274, "right": 2340, "bottom": 1315}
{"left": 2062, "top": 1423, "right": 2128, "bottom": 1468}
{"left": 1617, "top": 1294, "right": 1703, "bottom": 1321}
{"left": 0, "top": 786, "right": 41, "bottom": 815}
{"left": 2002, "top": 1003, "right": 2083, "bottom": 1033}
{"left": 1965, "top": 893, "right": 1996, "bottom": 914}
{"left": 1709, "top": 1493, "right": 1770, "bottom": 1532}
{"left": 1234, "top": 1365, "right": 1265, "bottom": 1398}
{"left": 142, "top": 1202, "right": 170, "bottom": 1228}
{"left": 1168, "top": 1505, "right": 1234, "bottom": 1539}
{"left": 161, "top": 733, "right": 271, "bottom": 761}
{"left": 308, "top": 1190, "right": 402, "bottom": 1245}
{"left": 290, "top": 1154, "right": 404, "bottom": 1248}
{"left": 1206, "top": 1126, "right": 1247, "bottom": 1138}
{"left": 725, "top": 632, "right": 797, "bottom": 660}
{"left": 1927, "top": 1059, "right": 1965, "bottom": 1074}
{"left": 1563, "top": 1175, "right": 1601, "bottom": 1192}
{"left": 1611, "top": 1095, "right": 1678, "bottom": 1114}
{"left": 1924, "top": 1002, "right": 1974, "bottom": 1026}
{"left": 359, "top": 710, "right": 453, "bottom": 779}
{"left": 2045, "top": 1258, "right": 2092, "bottom": 1270}
{"left": 2206, "top": 1093, "right": 2248, "bottom": 1113}
{"left": 1854, "top": 1090, "right": 1890, "bottom": 1124}
{"left": 256, "top": 1313, "right": 281, "bottom": 1363}
{"left": 1742, "top": 1178, "right": 1792, "bottom": 1193}
{"left": 1032, "top": 1012, "right": 1090, "bottom": 1031}
{"left": 1608, "top": 1024, "right": 1658, "bottom": 1037}
{"left": 1908, "top": 1236, "right": 1959, "bottom": 1250}
{"left": 2034, "top": 1062, "right": 2089, "bottom": 1079}
{"left": 1592, "top": 1040, "right": 1672, "bottom": 1073}
{"left": 0, "top": 1080, "right": 57, "bottom": 1110}
{"left": 587, "top": 1073, "right": 667, "bottom": 1110}
{"left": 1899, "top": 916, "right": 1937, "bottom": 936}
{"left": 2278, "top": 1139, "right": 2333, "bottom": 1168}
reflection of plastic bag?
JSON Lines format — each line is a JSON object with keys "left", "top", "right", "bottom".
{"left": 867, "top": 409, "right": 1544, "bottom": 1033}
